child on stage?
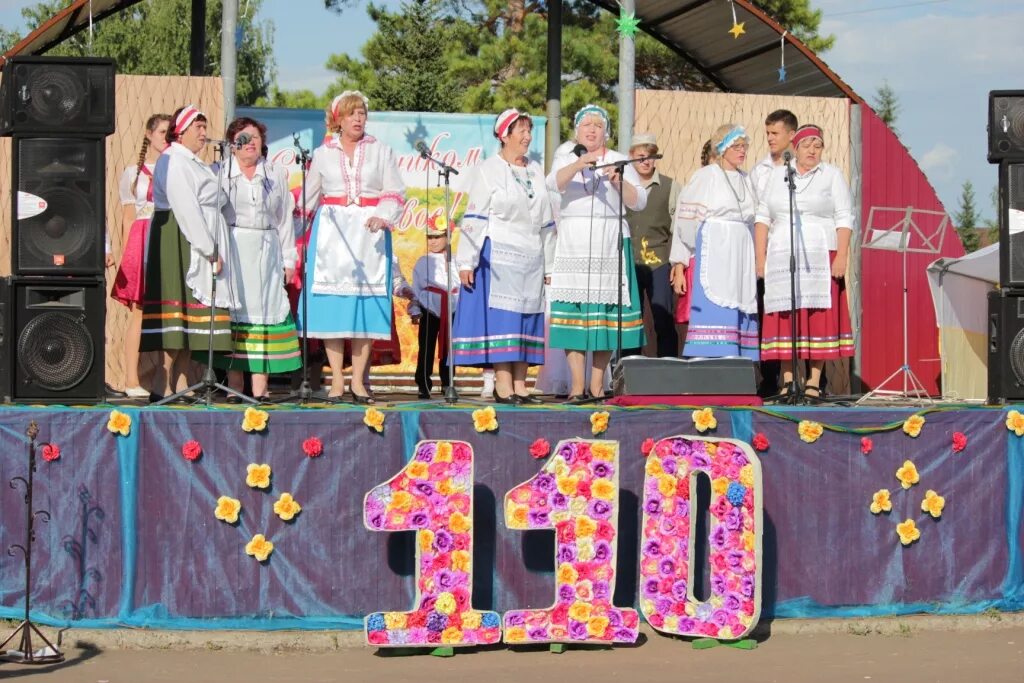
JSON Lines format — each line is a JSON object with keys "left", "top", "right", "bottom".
{"left": 411, "top": 220, "right": 459, "bottom": 399}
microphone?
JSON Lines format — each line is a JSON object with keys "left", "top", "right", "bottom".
{"left": 641, "top": 153, "right": 663, "bottom": 161}
{"left": 572, "top": 143, "right": 588, "bottom": 157}
{"left": 414, "top": 140, "right": 431, "bottom": 158}
{"left": 207, "top": 133, "right": 252, "bottom": 149}
{"left": 783, "top": 150, "right": 792, "bottom": 163}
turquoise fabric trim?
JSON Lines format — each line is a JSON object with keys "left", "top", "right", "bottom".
{"left": 116, "top": 408, "right": 140, "bottom": 621}
{"left": 1003, "top": 425, "right": 1024, "bottom": 609}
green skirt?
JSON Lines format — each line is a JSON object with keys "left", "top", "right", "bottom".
{"left": 549, "top": 239, "right": 646, "bottom": 352}
{"left": 213, "top": 313, "right": 302, "bottom": 374}
{"left": 140, "top": 210, "right": 233, "bottom": 352}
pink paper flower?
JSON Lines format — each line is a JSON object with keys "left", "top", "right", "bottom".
{"left": 41, "top": 443, "right": 60, "bottom": 462}
{"left": 640, "top": 438, "right": 655, "bottom": 457}
{"left": 302, "top": 436, "right": 323, "bottom": 458}
{"left": 860, "top": 437, "right": 873, "bottom": 455}
{"left": 952, "top": 431, "right": 967, "bottom": 453}
{"left": 529, "top": 438, "right": 550, "bottom": 459}
{"left": 181, "top": 440, "right": 202, "bottom": 461}
{"left": 751, "top": 433, "right": 769, "bottom": 452}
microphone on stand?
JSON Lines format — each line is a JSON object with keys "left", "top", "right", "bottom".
{"left": 414, "top": 140, "right": 431, "bottom": 159}
{"left": 207, "top": 132, "right": 252, "bottom": 149}
{"left": 783, "top": 150, "right": 792, "bottom": 163}
{"left": 572, "top": 143, "right": 588, "bottom": 157}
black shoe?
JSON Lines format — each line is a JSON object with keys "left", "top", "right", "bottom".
{"left": 515, "top": 393, "right": 543, "bottom": 405}
{"left": 224, "top": 394, "right": 243, "bottom": 405}
{"left": 350, "top": 390, "right": 376, "bottom": 405}
{"left": 492, "top": 390, "right": 520, "bottom": 405}
{"left": 417, "top": 389, "right": 430, "bottom": 399}
{"left": 105, "top": 383, "right": 127, "bottom": 398}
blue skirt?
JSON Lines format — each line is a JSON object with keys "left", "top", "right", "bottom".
{"left": 452, "top": 239, "right": 545, "bottom": 366}
{"left": 682, "top": 227, "right": 760, "bottom": 360}
{"left": 295, "top": 207, "right": 392, "bottom": 339}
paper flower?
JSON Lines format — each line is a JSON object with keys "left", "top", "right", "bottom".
{"left": 245, "top": 533, "right": 274, "bottom": 561}
{"left": 363, "top": 407, "right": 385, "bottom": 433}
{"left": 107, "top": 409, "right": 132, "bottom": 436}
{"left": 214, "top": 496, "right": 241, "bottom": 524}
{"left": 860, "top": 436, "right": 873, "bottom": 455}
{"left": 181, "top": 440, "right": 202, "bottom": 461}
{"left": 798, "top": 420, "right": 824, "bottom": 443}
{"left": 302, "top": 436, "right": 323, "bottom": 458}
{"left": 951, "top": 431, "right": 967, "bottom": 453}
{"left": 902, "top": 414, "right": 925, "bottom": 438}
{"left": 590, "top": 411, "right": 610, "bottom": 435}
{"left": 241, "top": 407, "right": 269, "bottom": 433}
{"left": 273, "top": 492, "right": 302, "bottom": 521}
{"left": 751, "top": 433, "right": 769, "bottom": 451}
{"left": 529, "top": 438, "right": 550, "bottom": 459}
{"left": 896, "top": 460, "right": 919, "bottom": 490}
{"left": 896, "top": 519, "right": 920, "bottom": 546}
{"left": 921, "top": 489, "right": 945, "bottom": 518}
{"left": 472, "top": 406, "right": 498, "bottom": 433}
{"left": 40, "top": 443, "right": 60, "bottom": 462}
{"left": 640, "top": 438, "right": 655, "bottom": 456}
{"left": 246, "top": 463, "right": 272, "bottom": 489}
{"left": 1007, "top": 410, "right": 1024, "bottom": 437}
{"left": 869, "top": 489, "right": 892, "bottom": 515}
{"left": 692, "top": 407, "right": 717, "bottom": 433}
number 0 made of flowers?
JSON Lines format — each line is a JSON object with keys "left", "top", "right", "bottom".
{"left": 639, "top": 436, "right": 763, "bottom": 641}
{"left": 503, "top": 439, "right": 640, "bottom": 644}
{"left": 363, "top": 440, "right": 502, "bottom": 647}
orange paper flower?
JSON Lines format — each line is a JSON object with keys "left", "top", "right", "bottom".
{"left": 869, "top": 489, "right": 892, "bottom": 515}
{"left": 273, "top": 492, "right": 302, "bottom": 521}
{"left": 245, "top": 533, "right": 274, "bottom": 561}
{"left": 692, "top": 407, "right": 717, "bottom": 433}
{"left": 902, "top": 414, "right": 925, "bottom": 438}
{"left": 896, "top": 460, "right": 919, "bottom": 490}
{"left": 1007, "top": 410, "right": 1024, "bottom": 437}
{"left": 590, "top": 411, "right": 610, "bottom": 435}
{"left": 246, "top": 463, "right": 272, "bottom": 489}
{"left": 798, "top": 420, "right": 824, "bottom": 443}
{"left": 241, "top": 407, "right": 269, "bottom": 433}
{"left": 472, "top": 406, "right": 498, "bottom": 432}
{"left": 363, "top": 407, "right": 385, "bottom": 433}
{"left": 896, "top": 519, "right": 920, "bottom": 546}
{"left": 214, "top": 496, "right": 241, "bottom": 524}
{"left": 921, "top": 489, "right": 945, "bottom": 519}
{"left": 107, "top": 409, "right": 132, "bottom": 436}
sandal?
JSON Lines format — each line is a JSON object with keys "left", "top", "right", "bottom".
{"left": 804, "top": 384, "right": 821, "bottom": 398}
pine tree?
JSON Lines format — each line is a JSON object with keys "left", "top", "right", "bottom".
{"left": 873, "top": 80, "right": 901, "bottom": 133}
{"left": 954, "top": 180, "right": 981, "bottom": 253}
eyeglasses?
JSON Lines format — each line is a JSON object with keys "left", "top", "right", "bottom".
{"left": 729, "top": 142, "right": 749, "bottom": 151}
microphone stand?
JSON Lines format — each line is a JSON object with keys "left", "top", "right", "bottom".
{"left": 779, "top": 154, "right": 804, "bottom": 405}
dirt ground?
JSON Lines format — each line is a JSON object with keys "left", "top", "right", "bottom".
{"left": 1, "top": 624, "right": 1021, "bottom": 683}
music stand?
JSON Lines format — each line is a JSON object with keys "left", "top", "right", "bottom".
{"left": 857, "top": 206, "right": 948, "bottom": 404}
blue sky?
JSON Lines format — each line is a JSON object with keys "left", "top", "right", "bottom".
{"left": 2, "top": 0, "right": 1019, "bottom": 220}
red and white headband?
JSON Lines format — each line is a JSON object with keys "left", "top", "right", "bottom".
{"left": 173, "top": 105, "right": 202, "bottom": 136}
{"left": 792, "top": 124, "right": 824, "bottom": 148}
{"left": 494, "top": 108, "right": 526, "bottom": 140}
{"left": 331, "top": 90, "right": 370, "bottom": 119}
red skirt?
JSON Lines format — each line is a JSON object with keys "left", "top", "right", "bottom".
{"left": 110, "top": 217, "right": 150, "bottom": 307}
{"left": 760, "top": 252, "right": 854, "bottom": 361}
{"left": 673, "top": 258, "right": 695, "bottom": 324}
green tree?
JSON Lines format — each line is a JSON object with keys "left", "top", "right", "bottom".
{"left": 873, "top": 79, "right": 900, "bottom": 133}
{"left": 954, "top": 180, "right": 981, "bottom": 253}
{"left": 1, "top": 0, "right": 275, "bottom": 105}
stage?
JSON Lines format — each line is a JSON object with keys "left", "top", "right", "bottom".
{"left": 0, "top": 401, "right": 1021, "bottom": 632}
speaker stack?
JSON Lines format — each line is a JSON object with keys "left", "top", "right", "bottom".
{"left": 0, "top": 56, "right": 114, "bottom": 403}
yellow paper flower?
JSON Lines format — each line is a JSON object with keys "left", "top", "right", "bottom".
{"left": 246, "top": 463, "right": 272, "bottom": 489}
{"left": 407, "top": 461, "right": 429, "bottom": 479}
{"left": 896, "top": 460, "right": 919, "bottom": 490}
{"left": 472, "top": 406, "right": 498, "bottom": 432}
{"left": 590, "top": 411, "right": 610, "bottom": 435}
{"left": 435, "top": 592, "right": 457, "bottom": 615}
{"left": 869, "top": 489, "right": 892, "bottom": 515}
{"left": 896, "top": 519, "right": 920, "bottom": 546}
{"left": 384, "top": 612, "right": 408, "bottom": 629}
{"left": 363, "top": 407, "right": 385, "bottom": 433}
{"left": 441, "top": 627, "right": 464, "bottom": 644}
{"left": 245, "top": 533, "right": 274, "bottom": 561}
{"left": 273, "top": 492, "right": 302, "bottom": 521}
{"left": 591, "top": 442, "right": 616, "bottom": 460}
{"left": 389, "top": 490, "right": 413, "bottom": 512}
{"left": 449, "top": 511, "right": 471, "bottom": 534}
{"left": 657, "top": 475, "right": 677, "bottom": 497}
{"left": 592, "top": 478, "right": 616, "bottom": 500}
{"left": 1007, "top": 410, "right": 1024, "bottom": 437}
{"left": 451, "top": 549, "right": 472, "bottom": 573}
{"left": 417, "top": 529, "right": 434, "bottom": 552}
{"left": 214, "top": 496, "right": 241, "bottom": 524}
{"left": 902, "top": 414, "right": 925, "bottom": 438}
{"left": 739, "top": 464, "right": 755, "bottom": 488}
{"left": 241, "top": 407, "right": 269, "bottom": 433}
{"left": 505, "top": 626, "right": 527, "bottom": 643}
{"left": 645, "top": 457, "right": 664, "bottom": 477}
{"left": 568, "top": 601, "right": 592, "bottom": 622}
{"left": 557, "top": 562, "right": 578, "bottom": 585}
{"left": 575, "top": 515, "right": 597, "bottom": 537}
{"left": 435, "top": 441, "right": 453, "bottom": 461}
{"left": 106, "top": 409, "right": 132, "bottom": 436}
{"left": 921, "top": 489, "right": 945, "bottom": 518}
{"left": 692, "top": 407, "right": 717, "bottom": 433}
{"left": 587, "top": 616, "right": 610, "bottom": 637}
{"left": 798, "top": 420, "right": 824, "bottom": 443}
{"left": 461, "top": 611, "right": 482, "bottom": 629}
{"left": 711, "top": 477, "right": 730, "bottom": 496}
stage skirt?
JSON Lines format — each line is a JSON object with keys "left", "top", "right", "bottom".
{"left": 110, "top": 216, "right": 150, "bottom": 307}
{"left": 682, "top": 228, "right": 759, "bottom": 360}
{"left": 213, "top": 313, "right": 302, "bottom": 374}
{"left": 760, "top": 251, "right": 854, "bottom": 361}
{"left": 452, "top": 239, "right": 545, "bottom": 366}
{"left": 295, "top": 206, "right": 392, "bottom": 340}
{"left": 549, "top": 239, "right": 646, "bottom": 352}
{"left": 139, "top": 210, "right": 232, "bottom": 352}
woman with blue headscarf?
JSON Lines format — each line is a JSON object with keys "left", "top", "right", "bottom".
{"left": 546, "top": 104, "right": 647, "bottom": 401}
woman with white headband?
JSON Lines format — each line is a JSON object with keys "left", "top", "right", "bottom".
{"left": 298, "top": 91, "right": 405, "bottom": 404}
{"left": 754, "top": 123, "right": 855, "bottom": 397}
{"left": 451, "top": 109, "right": 555, "bottom": 404}
{"left": 140, "top": 104, "right": 238, "bottom": 401}
{"left": 546, "top": 104, "right": 647, "bottom": 402}
{"left": 669, "top": 123, "right": 759, "bottom": 360}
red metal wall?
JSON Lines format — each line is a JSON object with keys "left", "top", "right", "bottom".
{"left": 858, "top": 106, "right": 965, "bottom": 394}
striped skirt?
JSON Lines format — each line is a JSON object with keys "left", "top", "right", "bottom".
{"left": 213, "top": 313, "right": 302, "bottom": 373}
{"left": 139, "top": 210, "right": 232, "bottom": 352}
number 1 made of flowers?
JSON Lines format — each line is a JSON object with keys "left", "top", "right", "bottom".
{"left": 640, "top": 436, "right": 763, "bottom": 641}
{"left": 363, "top": 440, "right": 501, "bottom": 648}
{"left": 503, "top": 439, "right": 639, "bottom": 644}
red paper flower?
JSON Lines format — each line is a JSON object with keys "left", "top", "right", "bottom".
{"left": 529, "top": 438, "right": 550, "bottom": 459}
{"left": 952, "top": 431, "right": 968, "bottom": 453}
{"left": 181, "top": 440, "right": 202, "bottom": 461}
{"left": 302, "top": 436, "right": 323, "bottom": 458}
{"left": 860, "top": 436, "right": 873, "bottom": 455}
{"left": 41, "top": 443, "right": 60, "bottom": 462}
{"left": 752, "top": 433, "right": 770, "bottom": 452}
{"left": 640, "top": 438, "right": 655, "bottom": 456}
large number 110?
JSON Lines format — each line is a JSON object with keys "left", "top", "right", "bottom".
{"left": 363, "top": 436, "right": 762, "bottom": 648}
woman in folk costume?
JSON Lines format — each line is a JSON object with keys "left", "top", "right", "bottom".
{"left": 452, "top": 109, "right": 555, "bottom": 404}
{"left": 140, "top": 105, "right": 238, "bottom": 400}
{"left": 669, "top": 124, "right": 759, "bottom": 359}
{"left": 299, "top": 90, "right": 405, "bottom": 403}
{"left": 754, "top": 124, "right": 855, "bottom": 397}
{"left": 111, "top": 112, "right": 171, "bottom": 398}
{"left": 214, "top": 116, "right": 301, "bottom": 401}
{"left": 546, "top": 104, "right": 647, "bottom": 401}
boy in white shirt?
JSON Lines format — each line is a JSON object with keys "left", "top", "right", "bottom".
{"left": 411, "top": 224, "right": 459, "bottom": 399}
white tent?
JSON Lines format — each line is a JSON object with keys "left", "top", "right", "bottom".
{"left": 927, "top": 244, "right": 998, "bottom": 401}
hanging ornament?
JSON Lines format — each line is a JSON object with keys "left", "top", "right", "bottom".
{"left": 616, "top": 7, "right": 642, "bottom": 38}
{"left": 778, "top": 30, "right": 788, "bottom": 82}
{"left": 728, "top": 0, "right": 746, "bottom": 39}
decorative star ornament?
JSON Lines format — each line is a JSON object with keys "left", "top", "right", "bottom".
{"left": 616, "top": 10, "right": 642, "bottom": 38}
{"left": 729, "top": 21, "right": 746, "bottom": 39}
{"left": 778, "top": 66, "right": 787, "bottom": 82}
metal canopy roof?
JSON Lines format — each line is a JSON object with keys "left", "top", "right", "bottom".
{"left": 0, "top": 0, "right": 144, "bottom": 66}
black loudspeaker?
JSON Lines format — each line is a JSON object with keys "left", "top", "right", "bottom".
{"left": 0, "top": 56, "right": 115, "bottom": 136}
{"left": 989, "top": 91, "right": 1024, "bottom": 163}
{"left": 9, "top": 277, "right": 105, "bottom": 404}
{"left": 0, "top": 278, "right": 11, "bottom": 402}
{"left": 12, "top": 136, "right": 105, "bottom": 275}
{"left": 999, "top": 162, "right": 1024, "bottom": 288}
{"left": 988, "top": 290, "right": 1024, "bottom": 403}
{"left": 611, "top": 357, "right": 757, "bottom": 396}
